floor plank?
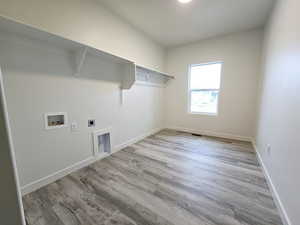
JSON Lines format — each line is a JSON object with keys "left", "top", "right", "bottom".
{"left": 23, "top": 129, "right": 283, "bottom": 225}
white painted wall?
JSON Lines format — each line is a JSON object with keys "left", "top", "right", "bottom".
{"left": 0, "top": 32, "right": 165, "bottom": 191}
{"left": 165, "top": 29, "right": 263, "bottom": 140}
{"left": 255, "top": 0, "right": 300, "bottom": 224}
{"left": 0, "top": 67, "right": 25, "bottom": 224}
{"left": 0, "top": 0, "right": 165, "bottom": 72}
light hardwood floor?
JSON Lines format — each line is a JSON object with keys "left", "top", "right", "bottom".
{"left": 23, "top": 130, "right": 283, "bottom": 225}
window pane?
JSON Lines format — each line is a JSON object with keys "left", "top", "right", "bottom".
{"left": 190, "top": 63, "right": 222, "bottom": 89}
{"left": 191, "top": 90, "right": 219, "bottom": 114}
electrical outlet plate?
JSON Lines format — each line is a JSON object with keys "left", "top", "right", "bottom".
{"left": 70, "top": 122, "right": 78, "bottom": 132}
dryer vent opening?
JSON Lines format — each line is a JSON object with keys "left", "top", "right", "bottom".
{"left": 93, "top": 129, "right": 112, "bottom": 156}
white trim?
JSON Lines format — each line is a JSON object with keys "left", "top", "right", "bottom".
{"left": 252, "top": 140, "right": 292, "bottom": 225}
{"left": 191, "top": 61, "right": 224, "bottom": 67}
{"left": 21, "top": 127, "right": 163, "bottom": 195}
{"left": 114, "top": 127, "right": 163, "bottom": 152}
{"left": 21, "top": 156, "right": 95, "bottom": 195}
{"left": 189, "top": 112, "right": 218, "bottom": 117}
{"left": 167, "top": 126, "right": 252, "bottom": 142}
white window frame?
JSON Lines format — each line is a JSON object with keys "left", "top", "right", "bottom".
{"left": 188, "top": 61, "right": 223, "bottom": 116}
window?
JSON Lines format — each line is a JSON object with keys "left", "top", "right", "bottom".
{"left": 188, "top": 62, "right": 222, "bottom": 115}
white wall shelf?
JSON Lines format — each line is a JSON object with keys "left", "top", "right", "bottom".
{"left": 0, "top": 16, "right": 174, "bottom": 89}
{"left": 134, "top": 65, "right": 174, "bottom": 88}
{"left": 136, "top": 65, "right": 174, "bottom": 80}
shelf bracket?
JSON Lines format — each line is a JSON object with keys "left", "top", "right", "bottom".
{"left": 74, "top": 47, "right": 88, "bottom": 76}
{"left": 121, "top": 62, "right": 136, "bottom": 89}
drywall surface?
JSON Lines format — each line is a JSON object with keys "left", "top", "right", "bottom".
{"left": 0, "top": 0, "right": 165, "bottom": 72}
{"left": 165, "top": 29, "right": 263, "bottom": 139}
{"left": 0, "top": 69, "right": 25, "bottom": 224}
{"left": 255, "top": 0, "right": 300, "bottom": 224}
{"left": 0, "top": 32, "right": 165, "bottom": 188}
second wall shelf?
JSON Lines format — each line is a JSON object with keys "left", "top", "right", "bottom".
{"left": 121, "top": 64, "right": 175, "bottom": 89}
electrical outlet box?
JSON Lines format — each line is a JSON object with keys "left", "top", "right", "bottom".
{"left": 88, "top": 119, "right": 95, "bottom": 127}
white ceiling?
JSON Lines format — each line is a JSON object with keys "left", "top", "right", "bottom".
{"left": 97, "top": 0, "right": 275, "bottom": 47}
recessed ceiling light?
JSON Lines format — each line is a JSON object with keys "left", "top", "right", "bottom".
{"left": 178, "top": 0, "right": 192, "bottom": 3}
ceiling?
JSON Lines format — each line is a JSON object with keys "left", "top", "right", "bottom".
{"left": 97, "top": 0, "right": 275, "bottom": 48}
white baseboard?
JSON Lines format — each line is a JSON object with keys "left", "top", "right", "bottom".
{"left": 167, "top": 126, "right": 252, "bottom": 142}
{"left": 21, "top": 156, "right": 95, "bottom": 195}
{"left": 252, "top": 140, "right": 292, "bottom": 225}
{"left": 21, "top": 127, "right": 163, "bottom": 196}
{"left": 114, "top": 127, "right": 163, "bottom": 152}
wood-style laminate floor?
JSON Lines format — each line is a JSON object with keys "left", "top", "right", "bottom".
{"left": 23, "top": 130, "right": 283, "bottom": 225}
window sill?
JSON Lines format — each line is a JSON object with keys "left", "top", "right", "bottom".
{"left": 189, "top": 112, "right": 218, "bottom": 117}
